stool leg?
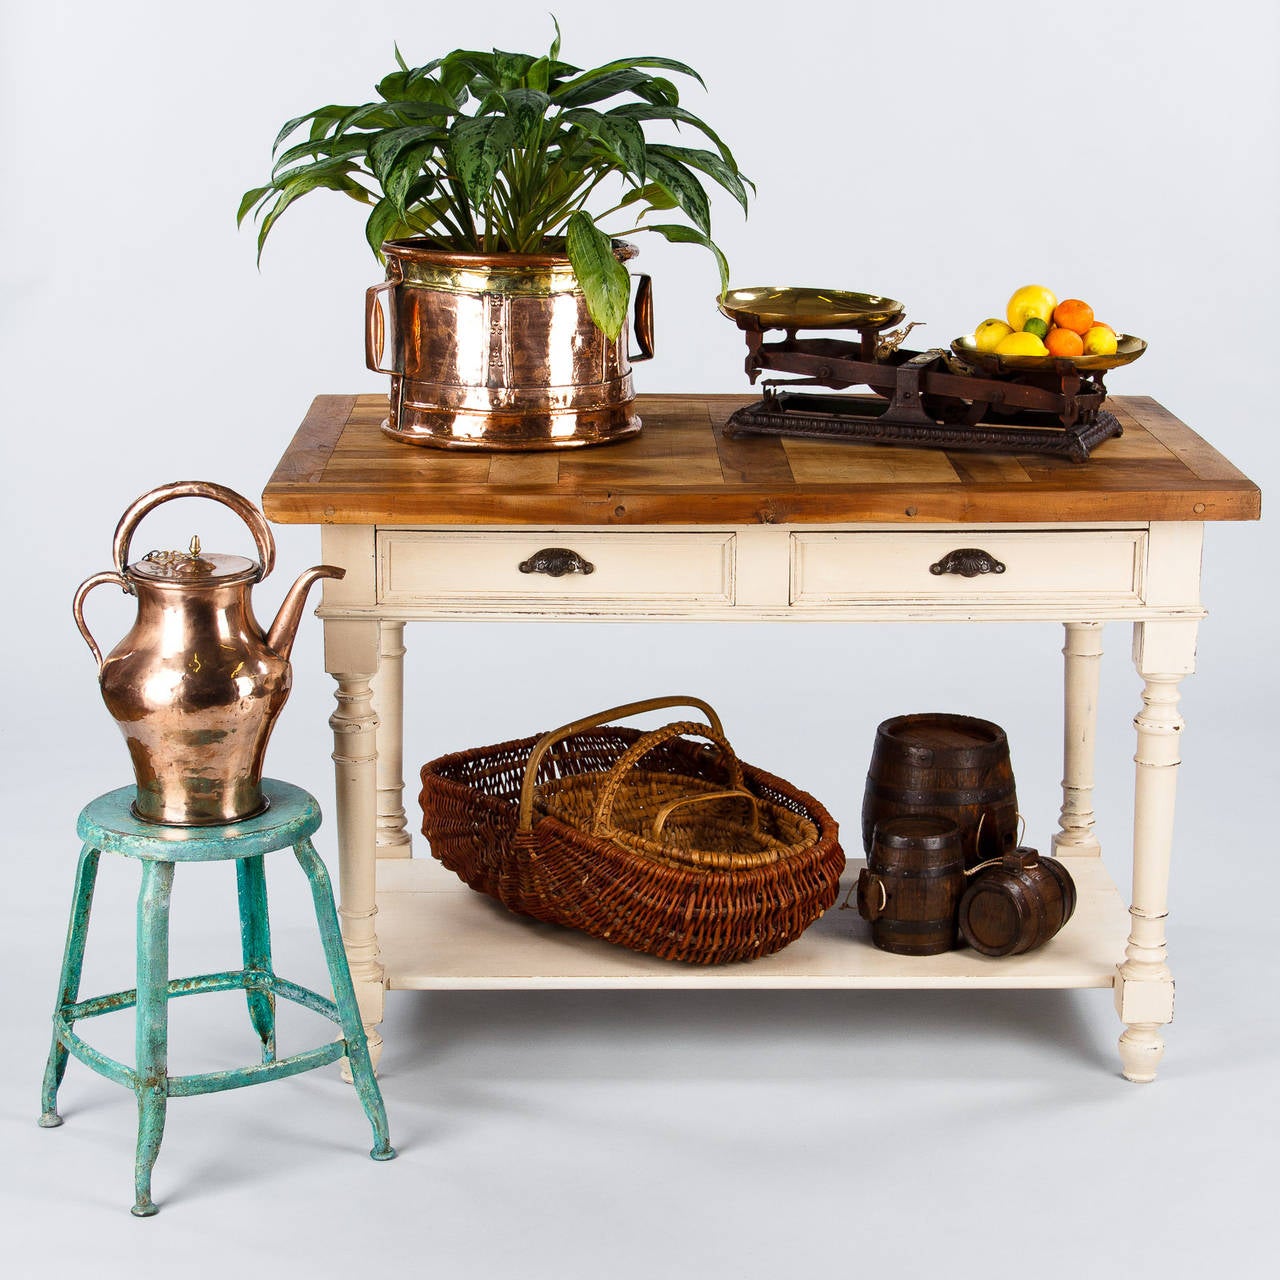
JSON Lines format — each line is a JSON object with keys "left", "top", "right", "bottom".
{"left": 40, "top": 844, "right": 101, "bottom": 1127}
{"left": 236, "top": 854, "right": 276, "bottom": 1062}
{"left": 293, "top": 838, "right": 396, "bottom": 1162}
{"left": 132, "top": 859, "right": 174, "bottom": 1218}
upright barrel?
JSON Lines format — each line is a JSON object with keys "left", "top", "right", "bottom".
{"left": 856, "top": 815, "right": 965, "bottom": 956}
{"left": 862, "top": 713, "right": 1018, "bottom": 868}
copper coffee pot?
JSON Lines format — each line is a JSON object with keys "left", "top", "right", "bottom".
{"left": 73, "top": 481, "right": 344, "bottom": 825}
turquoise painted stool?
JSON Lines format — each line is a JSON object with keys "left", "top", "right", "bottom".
{"left": 39, "top": 778, "right": 395, "bottom": 1216}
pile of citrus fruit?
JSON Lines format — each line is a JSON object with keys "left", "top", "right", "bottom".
{"left": 973, "top": 285, "right": 1118, "bottom": 359}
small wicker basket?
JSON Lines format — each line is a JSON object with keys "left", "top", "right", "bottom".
{"left": 419, "top": 696, "right": 845, "bottom": 965}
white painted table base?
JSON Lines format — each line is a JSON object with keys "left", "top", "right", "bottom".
{"left": 318, "top": 519, "right": 1204, "bottom": 1083}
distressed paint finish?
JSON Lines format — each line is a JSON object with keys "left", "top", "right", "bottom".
{"left": 39, "top": 844, "right": 100, "bottom": 1128}
{"left": 39, "top": 779, "right": 396, "bottom": 1216}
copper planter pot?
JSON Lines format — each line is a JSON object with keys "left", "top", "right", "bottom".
{"left": 366, "top": 239, "right": 653, "bottom": 451}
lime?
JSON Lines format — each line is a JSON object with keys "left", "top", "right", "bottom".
{"left": 1022, "top": 316, "right": 1050, "bottom": 339}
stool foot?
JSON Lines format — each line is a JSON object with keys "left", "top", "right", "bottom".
{"left": 294, "top": 839, "right": 395, "bottom": 1160}
{"left": 370, "top": 1143, "right": 397, "bottom": 1161}
{"left": 41, "top": 845, "right": 101, "bottom": 1125}
{"left": 131, "top": 1198, "right": 159, "bottom": 1219}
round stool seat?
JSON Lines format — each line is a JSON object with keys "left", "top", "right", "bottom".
{"left": 76, "top": 779, "right": 321, "bottom": 862}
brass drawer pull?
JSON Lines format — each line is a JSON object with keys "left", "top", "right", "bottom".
{"left": 929, "top": 548, "right": 1007, "bottom": 578}
{"left": 518, "top": 547, "right": 596, "bottom": 578}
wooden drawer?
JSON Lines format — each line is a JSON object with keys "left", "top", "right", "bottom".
{"left": 790, "top": 529, "right": 1147, "bottom": 606}
{"left": 378, "top": 530, "right": 736, "bottom": 607}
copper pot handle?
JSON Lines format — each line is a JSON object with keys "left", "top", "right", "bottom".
{"left": 111, "top": 481, "right": 276, "bottom": 580}
{"left": 629, "top": 274, "right": 654, "bottom": 362}
{"left": 366, "top": 282, "right": 398, "bottom": 374}
{"left": 516, "top": 695, "right": 723, "bottom": 833}
{"left": 72, "top": 571, "right": 133, "bottom": 672}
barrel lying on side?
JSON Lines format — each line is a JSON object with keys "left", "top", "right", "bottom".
{"left": 856, "top": 815, "right": 965, "bottom": 956}
{"left": 862, "top": 713, "right": 1019, "bottom": 869}
{"left": 957, "top": 849, "right": 1077, "bottom": 957}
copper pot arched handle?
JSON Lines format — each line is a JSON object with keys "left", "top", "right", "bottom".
{"left": 111, "top": 481, "right": 276, "bottom": 580}
{"left": 72, "top": 571, "right": 133, "bottom": 672}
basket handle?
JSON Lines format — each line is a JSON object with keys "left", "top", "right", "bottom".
{"left": 650, "top": 788, "right": 760, "bottom": 841}
{"left": 589, "top": 720, "right": 747, "bottom": 841}
{"left": 516, "top": 695, "right": 724, "bottom": 833}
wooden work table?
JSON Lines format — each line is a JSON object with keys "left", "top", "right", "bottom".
{"left": 263, "top": 393, "right": 1260, "bottom": 1083}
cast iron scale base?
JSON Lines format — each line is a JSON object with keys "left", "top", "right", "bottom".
{"left": 719, "top": 289, "right": 1143, "bottom": 463}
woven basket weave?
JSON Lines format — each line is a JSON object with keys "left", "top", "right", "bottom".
{"left": 419, "top": 696, "right": 845, "bottom": 965}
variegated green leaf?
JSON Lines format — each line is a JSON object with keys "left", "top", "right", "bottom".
{"left": 237, "top": 185, "right": 273, "bottom": 228}
{"left": 448, "top": 114, "right": 517, "bottom": 207}
{"left": 608, "top": 102, "right": 739, "bottom": 166}
{"left": 643, "top": 149, "right": 711, "bottom": 235}
{"left": 369, "top": 125, "right": 443, "bottom": 190}
{"left": 618, "top": 182, "right": 678, "bottom": 212}
{"left": 566, "top": 210, "right": 629, "bottom": 339}
{"left": 503, "top": 88, "right": 551, "bottom": 144}
{"left": 643, "top": 223, "right": 730, "bottom": 294}
{"left": 650, "top": 144, "right": 749, "bottom": 212}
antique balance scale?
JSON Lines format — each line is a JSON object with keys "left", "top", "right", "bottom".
{"left": 718, "top": 287, "right": 1146, "bottom": 462}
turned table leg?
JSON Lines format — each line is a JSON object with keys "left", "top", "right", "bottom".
{"left": 325, "top": 619, "right": 386, "bottom": 1075}
{"left": 373, "top": 621, "right": 412, "bottom": 859}
{"left": 1116, "top": 619, "right": 1197, "bottom": 1083}
{"left": 1054, "top": 621, "right": 1104, "bottom": 858}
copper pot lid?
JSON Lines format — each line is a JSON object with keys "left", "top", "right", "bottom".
{"left": 129, "top": 536, "right": 260, "bottom": 585}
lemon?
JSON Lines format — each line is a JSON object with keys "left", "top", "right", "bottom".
{"left": 1081, "top": 324, "right": 1118, "bottom": 356}
{"left": 973, "top": 318, "right": 1013, "bottom": 352}
{"left": 1006, "top": 284, "right": 1057, "bottom": 332}
{"left": 994, "top": 331, "right": 1049, "bottom": 357}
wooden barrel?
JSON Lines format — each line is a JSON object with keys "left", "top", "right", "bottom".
{"left": 957, "top": 849, "right": 1077, "bottom": 957}
{"left": 862, "top": 713, "right": 1019, "bottom": 869}
{"left": 856, "top": 815, "right": 965, "bottom": 956}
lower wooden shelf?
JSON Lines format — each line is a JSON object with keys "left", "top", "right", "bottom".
{"left": 375, "top": 855, "right": 1129, "bottom": 991}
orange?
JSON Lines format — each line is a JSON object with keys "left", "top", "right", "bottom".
{"left": 1045, "top": 327, "right": 1085, "bottom": 358}
{"left": 1053, "top": 299, "right": 1095, "bottom": 335}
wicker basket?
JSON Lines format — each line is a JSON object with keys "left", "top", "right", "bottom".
{"left": 419, "top": 696, "right": 845, "bottom": 965}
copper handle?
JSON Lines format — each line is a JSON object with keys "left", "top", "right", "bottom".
{"left": 112, "top": 481, "right": 277, "bottom": 580}
{"left": 651, "top": 788, "right": 759, "bottom": 840}
{"left": 517, "top": 696, "right": 724, "bottom": 833}
{"left": 365, "top": 282, "right": 399, "bottom": 375}
{"left": 518, "top": 548, "right": 595, "bottom": 577}
{"left": 629, "top": 274, "right": 654, "bottom": 362}
{"left": 929, "top": 548, "right": 1006, "bottom": 578}
{"left": 72, "top": 571, "right": 133, "bottom": 673}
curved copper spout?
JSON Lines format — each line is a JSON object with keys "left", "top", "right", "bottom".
{"left": 267, "top": 565, "right": 345, "bottom": 662}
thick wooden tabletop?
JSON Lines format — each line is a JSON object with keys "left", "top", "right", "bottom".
{"left": 262, "top": 393, "right": 1260, "bottom": 526}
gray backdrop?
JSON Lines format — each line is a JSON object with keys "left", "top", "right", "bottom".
{"left": 2, "top": 1, "right": 1275, "bottom": 1275}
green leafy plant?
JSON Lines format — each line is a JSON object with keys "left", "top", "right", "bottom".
{"left": 239, "top": 20, "right": 750, "bottom": 339}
